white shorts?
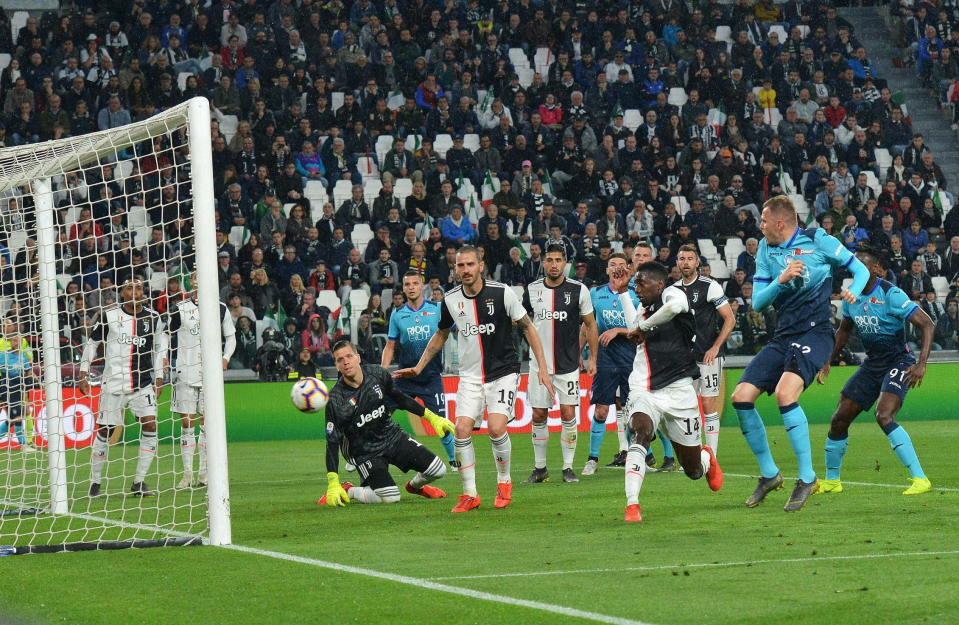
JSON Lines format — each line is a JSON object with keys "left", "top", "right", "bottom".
{"left": 171, "top": 381, "right": 204, "bottom": 415}
{"left": 527, "top": 368, "right": 580, "bottom": 408}
{"left": 625, "top": 378, "right": 702, "bottom": 448}
{"left": 99, "top": 387, "right": 158, "bottom": 426}
{"left": 455, "top": 373, "right": 520, "bottom": 424}
{"left": 695, "top": 358, "right": 723, "bottom": 398}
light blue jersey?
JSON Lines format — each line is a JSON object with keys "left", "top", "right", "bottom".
{"left": 754, "top": 226, "right": 858, "bottom": 336}
{"left": 388, "top": 300, "right": 442, "bottom": 382}
{"left": 590, "top": 284, "right": 640, "bottom": 369}
{"left": 842, "top": 279, "right": 919, "bottom": 367}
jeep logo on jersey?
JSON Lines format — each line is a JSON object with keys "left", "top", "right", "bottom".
{"left": 355, "top": 404, "right": 385, "bottom": 427}
{"left": 538, "top": 309, "right": 568, "bottom": 321}
{"left": 461, "top": 323, "right": 495, "bottom": 337}
{"left": 118, "top": 333, "right": 147, "bottom": 347}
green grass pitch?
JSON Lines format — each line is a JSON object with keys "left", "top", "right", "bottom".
{"left": 2, "top": 419, "right": 958, "bottom": 625}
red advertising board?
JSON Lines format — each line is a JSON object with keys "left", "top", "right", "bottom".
{"left": 416, "top": 373, "right": 615, "bottom": 435}
{"left": 0, "top": 387, "right": 100, "bottom": 450}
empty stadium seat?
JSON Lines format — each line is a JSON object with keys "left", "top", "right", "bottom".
{"left": 715, "top": 25, "right": 732, "bottom": 43}
{"left": 434, "top": 134, "right": 453, "bottom": 158}
{"left": 517, "top": 67, "right": 534, "bottom": 88}
{"left": 509, "top": 48, "right": 530, "bottom": 68}
{"left": 375, "top": 134, "right": 394, "bottom": 166}
{"left": 710, "top": 260, "right": 730, "bottom": 279}
{"left": 463, "top": 133, "right": 480, "bottom": 152}
{"left": 229, "top": 225, "right": 246, "bottom": 248}
{"left": 0, "top": 54, "right": 12, "bottom": 75}
{"left": 933, "top": 276, "right": 950, "bottom": 300}
{"left": 149, "top": 271, "right": 168, "bottom": 294}
{"left": 331, "top": 91, "right": 344, "bottom": 111}
{"left": 864, "top": 171, "right": 881, "bottom": 197}
{"left": 356, "top": 156, "right": 379, "bottom": 180}
{"left": 623, "top": 109, "right": 642, "bottom": 132}
{"left": 316, "top": 289, "right": 340, "bottom": 312}
{"left": 875, "top": 149, "right": 893, "bottom": 180}
{"left": 393, "top": 178, "right": 413, "bottom": 202}
{"left": 667, "top": 88, "right": 688, "bottom": 107}
{"left": 363, "top": 178, "right": 382, "bottom": 204}
{"left": 534, "top": 47, "right": 552, "bottom": 67}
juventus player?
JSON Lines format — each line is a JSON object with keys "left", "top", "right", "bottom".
{"left": 168, "top": 273, "right": 236, "bottom": 488}
{"left": 523, "top": 244, "right": 598, "bottom": 484}
{"left": 395, "top": 246, "right": 555, "bottom": 513}
{"left": 674, "top": 245, "right": 735, "bottom": 455}
{"left": 320, "top": 341, "right": 453, "bottom": 506}
{"left": 611, "top": 262, "right": 722, "bottom": 522}
{"left": 80, "top": 278, "right": 168, "bottom": 497}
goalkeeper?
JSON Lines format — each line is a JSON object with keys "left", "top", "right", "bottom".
{"left": 319, "top": 340, "right": 453, "bottom": 506}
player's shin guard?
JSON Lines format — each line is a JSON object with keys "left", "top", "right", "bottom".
{"left": 733, "top": 402, "right": 779, "bottom": 478}
{"left": 454, "top": 437, "right": 478, "bottom": 496}
{"left": 589, "top": 417, "right": 605, "bottom": 459}
{"left": 658, "top": 428, "right": 674, "bottom": 459}
{"left": 780, "top": 403, "right": 815, "bottom": 483}
{"left": 197, "top": 426, "right": 207, "bottom": 475}
{"left": 490, "top": 433, "right": 512, "bottom": 483}
{"left": 180, "top": 426, "right": 196, "bottom": 474}
{"left": 409, "top": 456, "right": 447, "bottom": 488}
{"left": 349, "top": 485, "right": 401, "bottom": 504}
{"left": 561, "top": 419, "right": 577, "bottom": 470}
{"left": 704, "top": 412, "right": 720, "bottom": 454}
{"left": 616, "top": 407, "right": 629, "bottom": 451}
{"left": 624, "top": 444, "right": 647, "bottom": 505}
{"left": 440, "top": 432, "right": 455, "bottom": 463}
{"left": 531, "top": 421, "right": 548, "bottom": 469}
{"left": 135, "top": 432, "right": 158, "bottom": 483}
{"left": 824, "top": 432, "right": 849, "bottom": 480}
{"left": 883, "top": 421, "right": 926, "bottom": 479}
{"left": 90, "top": 432, "right": 110, "bottom": 483}
{"left": 13, "top": 423, "right": 26, "bottom": 446}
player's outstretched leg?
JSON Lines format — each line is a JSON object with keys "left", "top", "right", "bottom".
{"left": 672, "top": 442, "right": 723, "bottom": 491}
{"left": 876, "top": 393, "right": 930, "bottom": 494}
{"left": 350, "top": 485, "right": 401, "bottom": 503}
{"left": 821, "top": 397, "right": 860, "bottom": 494}
{"left": 732, "top": 394, "right": 782, "bottom": 507}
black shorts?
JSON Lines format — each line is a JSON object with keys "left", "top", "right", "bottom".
{"left": 355, "top": 435, "right": 438, "bottom": 490}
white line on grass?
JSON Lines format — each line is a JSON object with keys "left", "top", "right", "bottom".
{"left": 224, "top": 543, "right": 655, "bottom": 625}
{"left": 429, "top": 549, "right": 959, "bottom": 581}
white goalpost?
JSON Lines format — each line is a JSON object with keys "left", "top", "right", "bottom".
{"left": 0, "top": 97, "right": 230, "bottom": 553}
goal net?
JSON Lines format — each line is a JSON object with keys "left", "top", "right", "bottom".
{"left": 0, "top": 97, "right": 230, "bottom": 553}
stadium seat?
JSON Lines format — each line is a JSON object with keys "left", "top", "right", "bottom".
{"left": 317, "top": 289, "right": 340, "bottom": 312}
{"left": 623, "top": 109, "right": 642, "bottom": 132}
{"left": 536, "top": 64, "right": 551, "bottom": 82}
{"left": 766, "top": 108, "right": 782, "bottom": 126}
{"left": 434, "top": 134, "right": 453, "bottom": 158}
{"left": 0, "top": 54, "right": 11, "bottom": 75}
{"left": 304, "top": 180, "right": 327, "bottom": 203}
{"left": 534, "top": 47, "right": 552, "bottom": 67}
{"left": 796, "top": 25, "right": 811, "bottom": 39}
{"left": 698, "top": 238, "right": 718, "bottom": 257}
{"left": 349, "top": 289, "right": 370, "bottom": 320}
{"left": 11, "top": 12, "right": 27, "bottom": 42}
{"left": 715, "top": 26, "right": 732, "bottom": 44}
{"left": 768, "top": 25, "right": 788, "bottom": 41}
{"left": 113, "top": 159, "right": 133, "bottom": 182}
{"left": 864, "top": 171, "right": 881, "bottom": 197}
{"left": 332, "top": 180, "right": 352, "bottom": 207}
{"left": 149, "top": 271, "right": 168, "bottom": 294}
{"left": 219, "top": 115, "right": 239, "bottom": 143}
{"left": 393, "top": 177, "right": 413, "bottom": 202}
{"left": 352, "top": 224, "right": 374, "bottom": 254}
{"left": 789, "top": 194, "right": 810, "bottom": 223}
{"left": 875, "top": 149, "right": 893, "bottom": 180}
{"left": 331, "top": 92, "right": 344, "bottom": 111}
{"left": 933, "top": 276, "right": 950, "bottom": 300}
{"left": 177, "top": 72, "right": 191, "bottom": 91}
{"left": 282, "top": 203, "right": 295, "bottom": 218}
{"left": 56, "top": 274, "right": 73, "bottom": 291}
{"left": 667, "top": 87, "right": 688, "bottom": 107}
{"left": 356, "top": 156, "right": 379, "bottom": 180}
{"left": 710, "top": 259, "right": 730, "bottom": 279}
{"left": 375, "top": 134, "right": 394, "bottom": 166}
{"left": 229, "top": 225, "right": 246, "bottom": 248}
{"left": 363, "top": 178, "right": 382, "bottom": 204}
{"left": 673, "top": 195, "right": 690, "bottom": 216}
{"left": 707, "top": 108, "right": 726, "bottom": 127}
{"left": 386, "top": 90, "right": 405, "bottom": 110}
{"left": 381, "top": 289, "right": 393, "bottom": 307}
{"left": 517, "top": 67, "right": 534, "bottom": 88}
{"left": 509, "top": 48, "right": 530, "bottom": 69}
{"left": 463, "top": 133, "right": 480, "bottom": 152}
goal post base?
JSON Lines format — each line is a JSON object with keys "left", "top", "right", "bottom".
{"left": 3, "top": 536, "right": 204, "bottom": 555}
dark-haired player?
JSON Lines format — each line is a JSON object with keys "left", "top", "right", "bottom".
{"left": 817, "top": 248, "right": 935, "bottom": 495}
{"left": 395, "top": 246, "right": 555, "bottom": 513}
{"left": 730, "top": 196, "right": 870, "bottom": 512}
{"left": 382, "top": 270, "right": 456, "bottom": 468}
{"left": 522, "top": 243, "right": 598, "bottom": 484}
{"left": 611, "top": 261, "right": 722, "bottom": 522}
{"left": 320, "top": 341, "right": 454, "bottom": 506}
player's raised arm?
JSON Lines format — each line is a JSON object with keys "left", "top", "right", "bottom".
{"left": 633, "top": 287, "right": 688, "bottom": 332}
{"left": 818, "top": 317, "right": 855, "bottom": 385}
{"left": 816, "top": 228, "right": 871, "bottom": 303}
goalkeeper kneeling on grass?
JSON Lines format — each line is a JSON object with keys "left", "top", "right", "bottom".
{"left": 319, "top": 340, "right": 453, "bottom": 506}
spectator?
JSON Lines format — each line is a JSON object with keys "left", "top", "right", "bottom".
{"left": 301, "top": 313, "right": 333, "bottom": 366}
{"left": 902, "top": 219, "right": 930, "bottom": 258}
{"left": 903, "top": 259, "right": 934, "bottom": 300}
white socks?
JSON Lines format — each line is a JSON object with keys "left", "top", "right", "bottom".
{"left": 454, "top": 437, "right": 478, "bottom": 496}
{"left": 624, "top": 443, "right": 647, "bottom": 506}
{"left": 616, "top": 407, "right": 629, "bottom": 451}
{"left": 197, "top": 426, "right": 207, "bottom": 474}
{"left": 90, "top": 432, "right": 110, "bottom": 483}
{"left": 490, "top": 433, "right": 512, "bottom": 484}
{"left": 180, "top": 426, "right": 195, "bottom": 474}
{"left": 531, "top": 421, "right": 548, "bottom": 469}
{"left": 704, "top": 413, "right": 719, "bottom": 454}
{"left": 560, "top": 419, "right": 577, "bottom": 470}
{"left": 135, "top": 431, "right": 158, "bottom": 482}
{"left": 699, "top": 448, "right": 710, "bottom": 477}
{"left": 348, "top": 485, "right": 401, "bottom": 504}
{"left": 409, "top": 457, "right": 446, "bottom": 488}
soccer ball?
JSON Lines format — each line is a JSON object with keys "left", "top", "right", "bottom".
{"left": 291, "top": 377, "right": 329, "bottom": 413}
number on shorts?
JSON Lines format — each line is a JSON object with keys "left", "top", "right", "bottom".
{"left": 704, "top": 373, "right": 718, "bottom": 389}
{"left": 889, "top": 368, "right": 908, "bottom": 382}
{"left": 682, "top": 418, "right": 700, "bottom": 436}
{"left": 498, "top": 388, "right": 516, "bottom": 409}
{"left": 790, "top": 342, "right": 812, "bottom": 354}
{"left": 567, "top": 381, "right": 578, "bottom": 396}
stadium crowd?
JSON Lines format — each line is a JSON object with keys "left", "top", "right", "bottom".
{"left": 0, "top": 0, "right": 958, "bottom": 376}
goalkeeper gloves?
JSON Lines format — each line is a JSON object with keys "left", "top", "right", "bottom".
{"left": 424, "top": 409, "right": 455, "bottom": 437}
{"left": 325, "top": 472, "right": 350, "bottom": 507}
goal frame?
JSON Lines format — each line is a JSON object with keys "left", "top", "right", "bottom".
{"left": 7, "top": 97, "right": 231, "bottom": 547}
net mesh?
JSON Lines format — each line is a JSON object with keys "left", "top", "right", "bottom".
{"left": 0, "top": 99, "right": 216, "bottom": 549}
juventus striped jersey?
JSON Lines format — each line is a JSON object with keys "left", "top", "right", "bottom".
{"left": 619, "top": 286, "right": 699, "bottom": 391}
{"left": 438, "top": 280, "right": 526, "bottom": 383}
{"left": 168, "top": 299, "right": 237, "bottom": 387}
{"left": 522, "top": 277, "right": 592, "bottom": 375}
{"left": 80, "top": 304, "right": 168, "bottom": 394}
{"left": 673, "top": 275, "right": 728, "bottom": 361}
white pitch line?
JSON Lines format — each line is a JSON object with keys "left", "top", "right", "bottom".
{"left": 430, "top": 549, "right": 959, "bottom": 581}
{"left": 224, "top": 543, "right": 656, "bottom": 625}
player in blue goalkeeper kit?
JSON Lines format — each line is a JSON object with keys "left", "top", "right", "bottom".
{"left": 0, "top": 319, "right": 33, "bottom": 452}
{"left": 817, "top": 247, "right": 935, "bottom": 496}
{"left": 730, "top": 196, "right": 871, "bottom": 512}
{"left": 382, "top": 270, "right": 456, "bottom": 467}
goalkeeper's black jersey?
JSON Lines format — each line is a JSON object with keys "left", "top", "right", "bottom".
{"left": 325, "top": 365, "right": 411, "bottom": 465}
